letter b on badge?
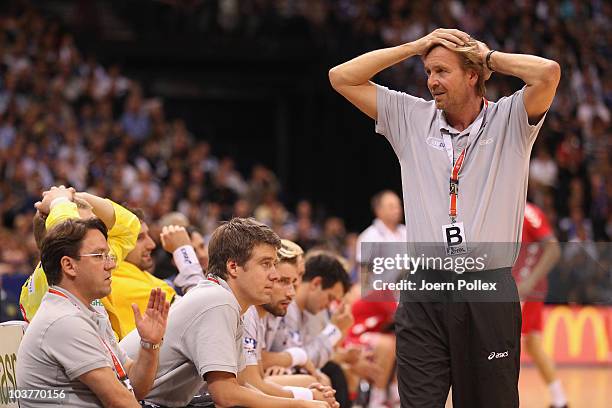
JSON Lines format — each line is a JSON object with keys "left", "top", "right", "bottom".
{"left": 441, "top": 222, "right": 468, "bottom": 256}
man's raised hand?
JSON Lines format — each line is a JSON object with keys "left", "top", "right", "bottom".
{"left": 160, "top": 225, "right": 191, "bottom": 253}
{"left": 413, "top": 28, "right": 471, "bottom": 55}
{"left": 35, "top": 185, "right": 76, "bottom": 215}
{"left": 132, "top": 288, "right": 170, "bottom": 345}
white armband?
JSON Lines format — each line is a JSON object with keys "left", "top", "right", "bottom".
{"left": 173, "top": 245, "right": 198, "bottom": 269}
{"left": 172, "top": 245, "right": 205, "bottom": 291}
{"left": 50, "top": 197, "right": 71, "bottom": 209}
{"left": 322, "top": 323, "right": 342, "bottom": 346}
{"left": 286, "top": 347, "right": 308, "bottom": 367}
{"left": 283, "top": 386, "right": 313, "bottom": 400}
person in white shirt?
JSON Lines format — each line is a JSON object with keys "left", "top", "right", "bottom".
{"left": 356, "top": 190, "right": 407, "bottom": 285}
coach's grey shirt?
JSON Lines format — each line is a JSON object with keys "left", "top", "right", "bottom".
{"left": 16, "top": 286, "right": 128, "bottom": 407}
{"left": 376, "top": 85, "right": 547, "bottom": 268}
{"left": 120, "top": 277, "right": 245, "bottom": 407}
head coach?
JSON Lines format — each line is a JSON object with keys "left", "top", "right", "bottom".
{"left": 329, "top": 28, "right": 560, "bottom": 408}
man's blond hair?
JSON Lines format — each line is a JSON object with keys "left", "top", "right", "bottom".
{"left": 278, "top": 239, "right": 304, "bottom": 264}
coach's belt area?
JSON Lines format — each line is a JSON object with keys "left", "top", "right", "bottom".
{"left": 398, "top": 267, "right": 519, "bottom": 303}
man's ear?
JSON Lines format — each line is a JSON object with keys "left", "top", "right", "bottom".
{"left": 60, "top": 256, "right": 77, "bottom": 279}
{"left": 226, "top": 259, "right": 239, "bottom": 279}
{"left": 468, "top": 68, "right": 479, "bottom": 87}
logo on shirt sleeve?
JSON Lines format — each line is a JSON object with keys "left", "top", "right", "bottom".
{"left": 243, "top": 337, "right": 257, "bottom": 355}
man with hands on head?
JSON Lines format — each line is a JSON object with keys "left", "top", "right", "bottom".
{"left": 20, "top": 185, "right": 141, "bottom": 321}
{"left": 330, "top": 28, "right": 560, "bottom": 408}
{"left": 19, "top": 186, "right": 175, "bottom": 340}
{"left": 121, "top": 218, "right": 335, "bottom": 408}
{"left": 16, "top": 218, "right": 169, "bottom": 407}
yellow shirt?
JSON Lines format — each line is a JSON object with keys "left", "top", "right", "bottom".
{"left": 19, "top": 200, "right": 140, "bottom": 322}
{"left": 102, "top": 261, "right": 176, "bottom": 339}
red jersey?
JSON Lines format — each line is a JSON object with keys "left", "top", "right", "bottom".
{"left": 513, "top": 202, "right": 554, "bottom": 300}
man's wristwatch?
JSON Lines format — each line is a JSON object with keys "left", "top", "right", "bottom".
{"left": 140, "top": 339, "right": 163, "bottom": 350}
{"left": 486, "top": 50, "right": 497, "bottom": 71}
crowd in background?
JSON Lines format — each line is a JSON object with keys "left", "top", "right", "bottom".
{"left": 0, "top": 0, "right": 610, "bottom": 319}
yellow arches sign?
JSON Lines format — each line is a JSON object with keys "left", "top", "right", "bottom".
{"left": 522, "top": 305, "right": 612, "bottom": 364}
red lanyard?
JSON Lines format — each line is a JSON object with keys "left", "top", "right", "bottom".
{"left": 449, "top": 148, "right": 466, "bottom": 223}
{"left": 447, "top": 99, "right": 489, "bottom": 224}
{"left": 206, "top": 274, "right": 220, "bottom": 284}
{"left": 48, "top": 288, "right": 133, "bottom": 392}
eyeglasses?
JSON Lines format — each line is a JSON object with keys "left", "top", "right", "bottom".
{"left": 78, "top": 253, "right": 117, "bottom": 265}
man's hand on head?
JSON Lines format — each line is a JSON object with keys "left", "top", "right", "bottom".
{"left": 36, "top": 185, "right": 76, "bottom": 214}
{"left": 413, "top": 28, "right": 471, "bottom": 56}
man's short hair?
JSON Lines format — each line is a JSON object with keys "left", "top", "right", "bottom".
{"left": 126, "top": 206, "right": 146, "bottom": 222}
{"left": 207, "top": 217, "right": 281, "bottom": 280}
{"left": 302, "top": 251, "right": 350, "bottom": 293}
{"left": 33, "top": 197, "right": 94, "bottom": 250}
{"left": 40, "top": 218, "right": 108, "bottom": 286}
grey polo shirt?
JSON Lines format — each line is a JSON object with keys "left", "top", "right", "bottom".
{"left": 242, "top": 306, "right": 265, "bottom": 366}
{"left": 120, "top": 277, "right": 245, "bottom": 407}
{"left": 16, "top": 286, "right": 128, "bottom": 407}
{"left": 268, "top": 302, "right": 339, "bottom": 369}
{"left": 376, "top": 84, "right": 547, "bottom": 268}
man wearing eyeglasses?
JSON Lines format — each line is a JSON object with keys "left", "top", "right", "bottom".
{"left": 19, "top": 186, "right": 176, "bottom": 339}
{"left": 19, "top": 185, "right": 141, "bottom": 322}
{"left": 16, "top": 218, "right": 170, "bottom": 407}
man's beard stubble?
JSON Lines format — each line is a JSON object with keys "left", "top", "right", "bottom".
{"left": 262, "top": 303, "right": 287, "bottom": 317}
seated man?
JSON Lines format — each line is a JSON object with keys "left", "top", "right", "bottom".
{"left": 20, "top": 186, "right": 140, "bottom": 321}
{"left": 120, "top": 218, "right": 335, "bottom": 408}
{"left": 16, "top": 218, "right": 169, "bottom": 407}
{"left": 265, "top": 252, "right": 353, "bottom": 370}
{"left": 20, "top": 186, "right": 176, "bottom": 339}
{"left": 102, "top": 206, "right": 177, "bottom": 339}
{"left": 263, "top": 251, "right": 353, "bottom": 406}
{"left": 240, "top": 240, "right": 335, "bottom": 402}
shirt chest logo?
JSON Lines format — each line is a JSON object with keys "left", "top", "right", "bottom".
{"left": 478, "top": 137, "right": 494, "bottom": 146}
{"left": 426, "top": 137, "right": 446, "bottom": 151}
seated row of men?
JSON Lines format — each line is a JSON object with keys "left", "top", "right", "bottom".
{"left": 16, "top": 186, "right": 386, "bottom": 407}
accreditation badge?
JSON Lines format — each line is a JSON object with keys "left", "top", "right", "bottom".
{"left": 441, "top": 222, "right": 468, "bottom": 256}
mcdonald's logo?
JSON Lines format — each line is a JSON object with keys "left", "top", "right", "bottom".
{"left": 543, "top": 306, "right": 610, "bottom": 362}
